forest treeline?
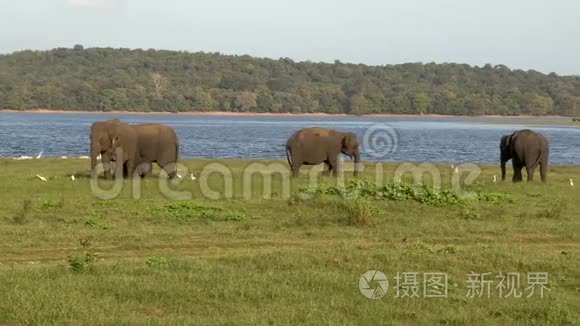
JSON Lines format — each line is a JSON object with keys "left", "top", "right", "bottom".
{"left": 0, "top": 45, "right": 579, "bottom": 116}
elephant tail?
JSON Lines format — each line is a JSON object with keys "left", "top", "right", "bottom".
{"left": 175, "top": 142, "right": 179, "bottom": 161}
{"left": 286, "top": 146, "right": 292, "bottom": 171}
{"left": 533, "top": 149, "right": 544, "bottom": 169}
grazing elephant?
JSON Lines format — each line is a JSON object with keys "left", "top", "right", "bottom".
{"left": 90, "top": 119, "right": 121, "bottom": 177}
{"left": 286, "top": 127, "right": 360, "bottom": 177}
{"left": 500, "top": 129, "right": 549, "bottom": 182}
{"left": 89, "top": 120, "right": 179, "bottom": 178}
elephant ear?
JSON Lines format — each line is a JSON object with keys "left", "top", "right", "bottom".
{"left": 510, "top": 131, "right": 520, "bottom": 144}
{"left": 500, "top": 135, "right": 509, "bottom": 148}
{"left": 342, "top": 133, "right": 357, "bottom": 149}
{"left": 501, "top": 133, "right": 516, "bottom": 149}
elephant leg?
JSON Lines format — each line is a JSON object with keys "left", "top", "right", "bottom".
{"left": 126, "top": 159, "right": 136, "bottom": 179}
{"left": 512, "top": 164, "right": 523, "bottom": 182}
{"left": 526, "top": 165, "right": 536, "bottom": 182}
{"left": 158, "top": 159, "right": 177, "bottom": 178}
{"left": 140, "top": 162, "right": 153, "bottom": 178}
{"left": 123, "top": 163, "right": 129, "bottom": 178}
{"left": 133, "top": 162, "right": 145, "bottom": 178}
{"left": 328, "top": 157, "right": 339, "bottom": 177}
{"left": 101, "top": 152, "right": 112, "bottom": 179}
{"left": 322, "top": 161, "right": 331, "bottom": 176}
{"left": 103, "top": 161, "right": 112, "bottom": 179}
{"left": 292, "top": 162, "right": 302, "bottom": 177}
{"left": 164, "top": 165, "right": 177, "bottom": 178}
{"left": 114, "top": 160, "right": 124, "bottom": 179}
{"left": 108, "top": 161, "right": 116, "bottom": 178}
{"left": 539, "top": 160, "right": 548, "bottom": 183}
{"left": 289, "top": 153, "right": 302, "bottom": 177}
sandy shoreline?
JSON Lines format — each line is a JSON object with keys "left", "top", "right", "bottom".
{"left": 0, "top": 109, "right": 571, "bottom": 120}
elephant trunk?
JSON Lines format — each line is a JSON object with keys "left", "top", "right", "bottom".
{"left": 91, "top": 142, "right": 112, "bottom": 178}
{"left": 90, "top": 142, "right": 99, "bottom": 176}
{"left": 500, "top": 160, "right": 507, "bottom": 181}
{"left": 102, "top": 151, "right": 113, "bottom": 179}
{"left": 353, "top": 152, "right": 360, "bottom": 177}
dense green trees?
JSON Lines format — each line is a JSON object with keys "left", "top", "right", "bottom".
{"left": 0, "top": 46, "right": 579, "bottom": 116}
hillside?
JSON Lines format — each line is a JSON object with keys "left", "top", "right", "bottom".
{"left": 1, "top": 46, "right": 579, "bottom": 115}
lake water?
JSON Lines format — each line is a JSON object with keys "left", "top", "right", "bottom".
{"left": 1, "top": 112, "right": 579, "bottom": 164}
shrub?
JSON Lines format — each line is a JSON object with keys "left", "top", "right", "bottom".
{"left": 476, "top": 192, "right": 514, "bottom": 204}
{"left": 151, "top": 202, "right": 248, "bottom": 222}
{"left": 341, "top": 199, "right": 374, "bottom": 226}
{"left": 438, "top": 245, "right": 458, "bottom": 254}
{"left": 67, "top": 239, "right": 99, "bottom": 272}
{"left": 41, "top": 200, "right": 58, "bottom": 209}
{"left": 146, "top": 255, "right": 174, "bottom": 269}
{"left": 12, "top": 199, "right": 32, "bottom": 225}
{"left": 41, "top": 197, "right": 65, "bottom": 209}
{"left": 459, "top": 208, "right": 480, "bottom": 220}
{"left": 84, "top": 217, "right": 110, "bottom": 229}
{"left": 67, "top": 253, "right": 99, "bottom": 272}
{"left": 295, "top": 180, "right": 512, "bottom": 208}
{"left": 536, "top": 199, "right": 566, "bottom": 219}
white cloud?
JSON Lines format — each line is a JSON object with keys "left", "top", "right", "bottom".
{"left": 68, "top": 0, "right": 122, "bottom": 9}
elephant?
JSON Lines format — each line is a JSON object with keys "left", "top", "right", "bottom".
{"left": 500, "top": 129, "right": 549, "bottom": 183}
{"left": 286, "top": 127, "right": 360, "bottom": 177}
{"left": 89, "top": 120, "right": 179, "bottom": 178}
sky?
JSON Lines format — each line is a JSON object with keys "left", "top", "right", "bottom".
{"left": 0, "top": 0, "right": 578, "bottom": 75}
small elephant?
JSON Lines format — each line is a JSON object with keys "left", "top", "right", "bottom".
{"left": 500, "top": 129, "right": 549, "bottom": 182}
{"left": 286, "top": 127, "right": 360, "bottom": 177}
{"left": 135, "top": 160, "right": 152, "bottom": 178}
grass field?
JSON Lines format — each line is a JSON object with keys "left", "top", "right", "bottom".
{"left": 0, "top": 158, "right": 578, "bottom": 325}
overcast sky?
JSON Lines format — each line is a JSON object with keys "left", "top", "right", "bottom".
{"left": 1, "top": 0, "right": 578, "bottom": 75}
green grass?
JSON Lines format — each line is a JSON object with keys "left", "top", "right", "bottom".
{"left": 0, "top": 158, "right": 578, "bottom": 324}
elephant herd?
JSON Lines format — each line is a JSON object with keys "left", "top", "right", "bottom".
{"left": 90, "top": 120, "right": 549, "bottom": 183}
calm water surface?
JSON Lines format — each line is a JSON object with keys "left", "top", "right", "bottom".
{"left": 0, "top": 113, "right": 578, "bottom": 164}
